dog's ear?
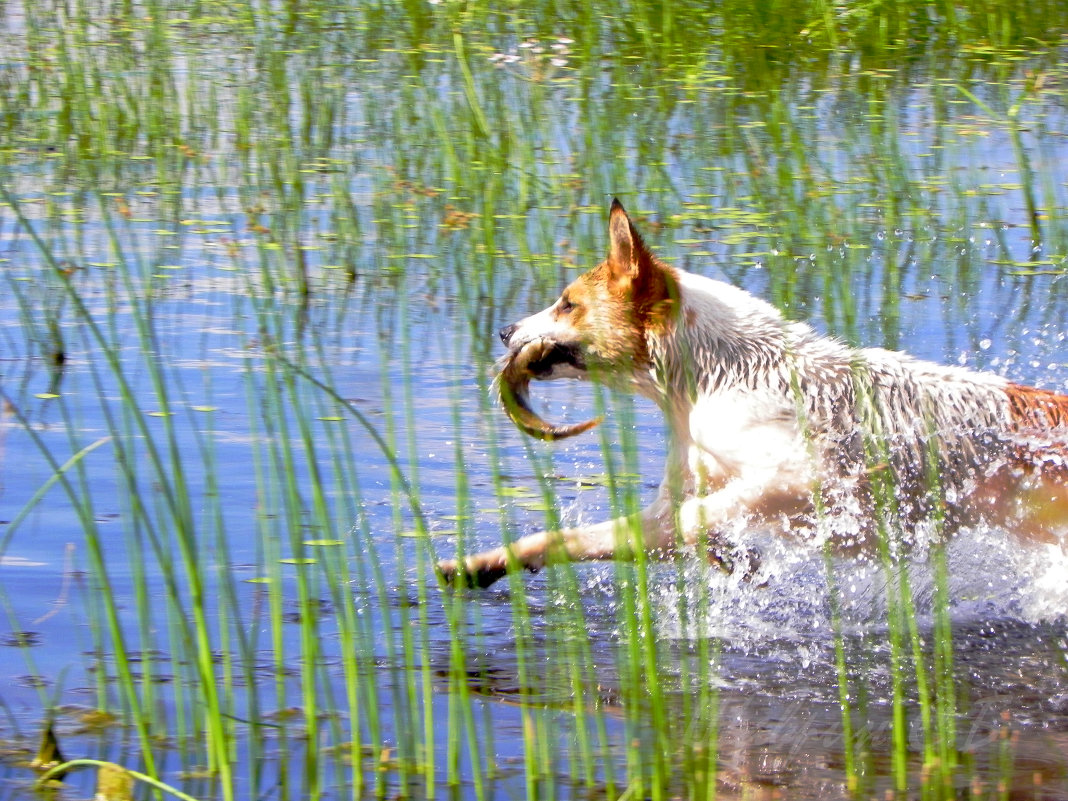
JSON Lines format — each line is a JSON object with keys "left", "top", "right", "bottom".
{"left": 608, "top": 199, "right": 657, "bottom": 281}
{"left": 606, "top": 199, "right": 678, "bottom": 330}
{"left": 608, "top": 199, "right": 635, "bottom": 270}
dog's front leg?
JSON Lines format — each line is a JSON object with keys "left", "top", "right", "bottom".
{"left": 677, "top": 477, "right": 813, "bottom": 576}
{"left": 438, "top": 502, "right": 673, "bottom": 588}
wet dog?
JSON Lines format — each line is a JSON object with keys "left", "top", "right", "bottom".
{"left": 439, "top": 201, "right": 1068, "bottom": 588}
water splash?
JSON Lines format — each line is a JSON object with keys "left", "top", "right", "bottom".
{"left": 652, "top": 524, "right": 1067, "bottom": 647}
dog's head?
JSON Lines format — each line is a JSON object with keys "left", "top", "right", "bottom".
{"left": 497, "top": 200, "right": 679, "bottom": 440}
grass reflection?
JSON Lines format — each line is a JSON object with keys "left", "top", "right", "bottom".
{"left": 0, "top": 1, "right": 1066, "bottom": 799}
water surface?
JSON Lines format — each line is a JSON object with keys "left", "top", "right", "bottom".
{"left": 1, "top": 3, "right": 1067, "bottom": 799}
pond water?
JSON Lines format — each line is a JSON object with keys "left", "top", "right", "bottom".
{"left": 1, "top": 3, "right": 1068, "bottom": 799}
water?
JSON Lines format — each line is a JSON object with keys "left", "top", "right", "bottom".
{"left": 2, "top": 3, "right": 1068, "bottom": 799}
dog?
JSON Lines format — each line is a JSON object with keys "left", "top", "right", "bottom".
{"left": 438, "top": 200, "right": 1068, "bottom": 588}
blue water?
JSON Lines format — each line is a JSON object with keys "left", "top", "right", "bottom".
{"left": 1, "top": 33, "right": 1068, "bottom": 801}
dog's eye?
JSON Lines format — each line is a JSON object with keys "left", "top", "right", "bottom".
{"left": 558, "top": 298, "right": 574, "bottom": 314}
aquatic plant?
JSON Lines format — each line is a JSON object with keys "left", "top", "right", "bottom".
{"left": 0, "top": 1, "right": 1066, "bottom": 799}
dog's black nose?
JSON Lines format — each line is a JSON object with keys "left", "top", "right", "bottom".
{"left": 499, "top": 324, "right": 517, "bottom": 346}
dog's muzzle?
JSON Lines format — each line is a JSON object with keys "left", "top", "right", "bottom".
{"left": 499, "top": 324, "right": 517, "bottom": 346}
{"left": 525, "top": 341, "right": 585, "bottom": 377}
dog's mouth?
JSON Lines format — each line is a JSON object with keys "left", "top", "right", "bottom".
{"left": 522, "top": 340, "right": 586, "bottom": 377}
{"left": 496, "top": 339, "right": 601, "bottom": 441}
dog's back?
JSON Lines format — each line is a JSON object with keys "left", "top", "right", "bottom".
{"left": 778, "top": 330, "right": 1068, "bottom": 544}
{"left": 669, "top": 272, "right": 1068, "bottom": 542}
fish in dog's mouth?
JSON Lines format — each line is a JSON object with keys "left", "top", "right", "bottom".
{"left": 495, "top": 339, "right": 602, "bottom": 441}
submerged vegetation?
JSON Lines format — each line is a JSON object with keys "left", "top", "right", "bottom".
{"left": 1, "top": 0, "right": 1067, "bottom": 798}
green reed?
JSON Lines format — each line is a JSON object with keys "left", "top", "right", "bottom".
{"left": 2, "top": 0, "right": 1067, "bottom": 798}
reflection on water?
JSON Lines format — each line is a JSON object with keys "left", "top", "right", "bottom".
{"left": 1, "top": 2, "right": 1067, "bottom": 798}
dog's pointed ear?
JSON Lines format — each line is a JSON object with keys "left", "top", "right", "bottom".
{"left": 608, "top": 199, "right": 657, "bottom": 282}
{"left": 608, "top": 199, "right": 635, "bottom": 270}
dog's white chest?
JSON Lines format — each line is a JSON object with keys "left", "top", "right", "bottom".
{"left": 687, "top": 391, "right": 810, "bottom": 480}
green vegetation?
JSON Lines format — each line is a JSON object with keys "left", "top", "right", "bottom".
{"left": 1, "top": 0, "right": 1067, "bottom": 799}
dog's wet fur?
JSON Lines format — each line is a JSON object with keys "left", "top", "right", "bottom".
{"left": 439, "top": 200, "right": 1068, "bottom": 588}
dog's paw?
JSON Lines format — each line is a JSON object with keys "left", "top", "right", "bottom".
{"left": 704, "top": 543, "right": 764, "bottom": 584}
{"left": 734, "top": 546, "right": 765, "bottom": 586}
{"left": 436, "top": 558, "right": 508, "bottom": 590}
{"left": 436, "top": 558, "right": 461, "bottom": 585}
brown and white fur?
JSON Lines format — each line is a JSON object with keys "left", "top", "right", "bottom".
{"left": 438, "top": 200, "right": 1068, "bottom": 588}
